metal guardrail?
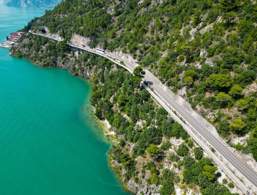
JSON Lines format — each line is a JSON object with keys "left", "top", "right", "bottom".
{"left": 29, "top": 31, "right": 257, "bottom": 194}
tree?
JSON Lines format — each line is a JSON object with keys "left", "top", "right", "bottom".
{"left": 203, "top": 164, "right": 217, "bottom": 181}
{"left": 229, "top": 84, "right": 242, "bottom": 98}
{"left": 228, "top": 182, "right": 234, "bottom": 189}
{"left": 229, "top": 118, "right": 246, "bottom": 134}
{"left": 183, "top": 156, "right": 195, "bottom": 169}
{"left": 134, "top": 127, "right": 162, "bottom": 155}
{"left": 160, "top": 141, "right": 171, "bottom": 151}
{"left": 183, "top": 157, "right": 219, "bottom": 185}
{"left": 220, "top": 0, "right": 240, "bottom": 12}
{"left": 247, "top": 128, "right": 257, "bottom": 161}
{"left": 183, "top": 160, "right": 201, "bottom": 184}
{"left": 171, "top": 122, "right": 188, "bottom": 139}
{"left": 247, "top": 108, "right": 257, "bottom": 120}
{"left": 206, "top": 74, "right": 232, "bottom": 90}
{"left": 160, "top": 169, "right": 175, "bottom": 195}
{"left": 149, "top": 171, "right": 159, "bottom": 185}
{"left": 133, "top": 66, "right": 144, "bottom": 77}
{"left": 215, "top": 92, "right": 232, "bottom": 107}
{"left": 147, "top": 144, "right": 160, "bottom": 157}
{"left": 236, "top": 70, "right": 256, "bottom": 85}
{"left": 202, "top": 183, "right": 232, "bottom": 195}
{"left": 194, "top": 147, "right": 204, "bottom": 160}
{"left": 236, "top": 99, "right": 249, "bottom": 111}
{"left": 184, "top": 69, "right": 197, "bottom": 79}
{"left": 217, "top": 117, "right": 230, "bottom": 137}
{"left": 57, "top": 40, "right": 69, "bottom": 55}
{"left": 177, "top": 143, "right": 189, "bottom": 157}
{"left": 183, "top": 76, "right": 194, "bottom": 86}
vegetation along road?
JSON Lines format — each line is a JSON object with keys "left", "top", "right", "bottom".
{"left": 29, "top": 31, "right": 257, "bottom": 194}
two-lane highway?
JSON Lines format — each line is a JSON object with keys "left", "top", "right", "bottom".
{"left": 28, "top": 31, "right": 257, "bottom": 194}
{"left": 144, "top": 70, "right": 257, "bottom": 191}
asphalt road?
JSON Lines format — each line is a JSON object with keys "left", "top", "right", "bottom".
{"left": 68, "top": 43, "right": 135, "bottom": 73}
{"left": 69, "top": 41, "right": 257, "bottom": 190}
{"left": 29, "top": 31, "right": 257, "bottom": 192}
{"left": 144, "top": 70, "right": 257, "bottom": 188}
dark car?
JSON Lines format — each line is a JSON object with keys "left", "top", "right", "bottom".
{"left": 143, "top": 80, "right": 153, "bottom": 86}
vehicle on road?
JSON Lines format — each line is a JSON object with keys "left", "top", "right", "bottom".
{"left": 96, "top": 48, "right": 105, "bottom": 53}
{"left": 143, "top": 80, "right": 153, "bottom": 86}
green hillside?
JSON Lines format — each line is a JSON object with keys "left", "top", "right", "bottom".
{"left": 12, "top": 0, "right": 257, "bottom": 194}
{"left": 29, "top": 0, "right": 257, "bottom": 160}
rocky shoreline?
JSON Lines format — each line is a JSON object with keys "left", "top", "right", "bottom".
{"left": 11, "top": 32, "right": 236, "bottom": 195}
{"left": 11, "top": 33, "right": 157, "bottom": 194}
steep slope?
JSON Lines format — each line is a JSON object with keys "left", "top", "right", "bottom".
{"left": 11, "top": 0, "right": 257, "bottom": 194}
{"left": 29, "top": 0, "right": 257, "bottom": 161}
{"left": 12, "top": 33, "right": 236, "bottom": 195}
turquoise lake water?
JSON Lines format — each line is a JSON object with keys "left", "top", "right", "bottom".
{"left": 0, "top": 4, "right": 126, "bottom": 195}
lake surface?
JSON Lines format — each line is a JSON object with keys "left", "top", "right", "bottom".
{"left": 0, "top": 4, "right": 126, "bottom": 195}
